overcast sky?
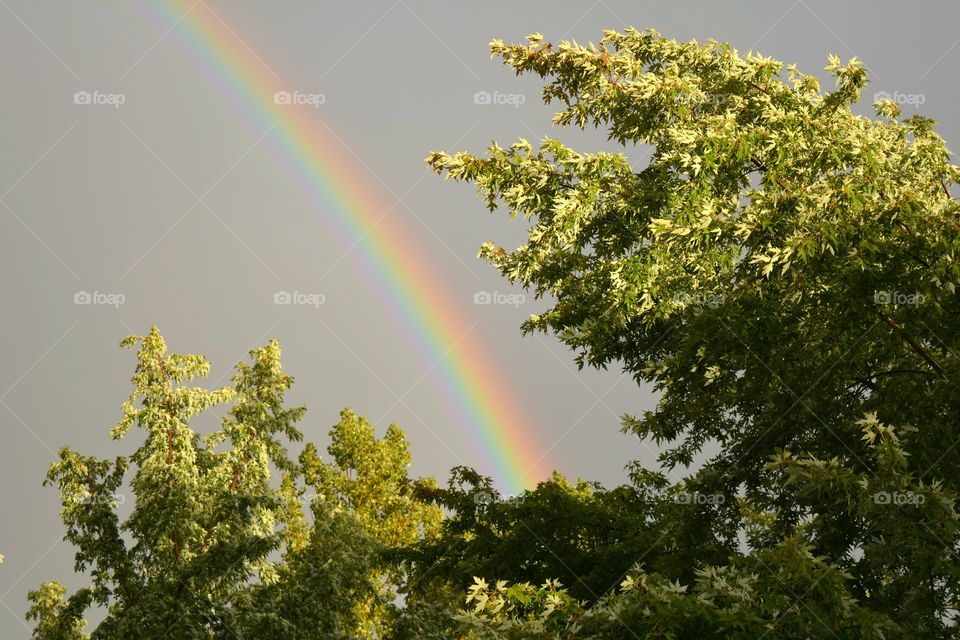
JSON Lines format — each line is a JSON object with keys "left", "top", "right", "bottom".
{"left": 2, "top": 1, "right": 959, "bottom": 634}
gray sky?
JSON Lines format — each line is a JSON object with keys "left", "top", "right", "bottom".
{"left": 2, "top": 1, "right": 959, "bottom": 634}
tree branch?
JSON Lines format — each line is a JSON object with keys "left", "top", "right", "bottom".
{"left": 867, "top": 368, "right": 936, "bottom": 380}
{"left": 873, "top": 307, "right": 945, "bottom": 375}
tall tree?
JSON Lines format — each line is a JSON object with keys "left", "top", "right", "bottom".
{"left": 430, "top": 27, "right": 960, "bottom": 637}
{"left": 26, "top": 329, "right": 377, "bottom": 638}
{"left": 300, "top": 409, "right": 444, "bottom": 637}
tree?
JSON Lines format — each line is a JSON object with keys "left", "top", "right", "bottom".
{"left": 430, "top": 27, "right": 960, "bottom": 637}
{"left": 299, "top": 409, "right": 444, "bottom": 637}
{"left": 25, "top": 328, "right": 438, "bottom": 639}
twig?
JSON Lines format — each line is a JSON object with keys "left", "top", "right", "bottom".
{"left": 873, "top": 307, "right": 945, "bottom": 375}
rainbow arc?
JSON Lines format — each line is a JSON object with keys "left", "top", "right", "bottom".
{"left": 140, "top": 0, "right": 549, "bottom": 493}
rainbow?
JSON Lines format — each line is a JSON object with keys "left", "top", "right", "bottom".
{"left": 135, "top": 0, "right": 548, "bottom": 493}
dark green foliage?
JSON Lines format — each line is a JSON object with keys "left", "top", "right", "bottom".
{"left": 406, "top": 467, "right": 733, "bottom": 605}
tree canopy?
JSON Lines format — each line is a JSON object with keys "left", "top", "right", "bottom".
{"left": 26, "top": 329, "right": 439, "bottom": 639}
{"left": 428, "top": 27, "right": 960, "bottom": 638}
